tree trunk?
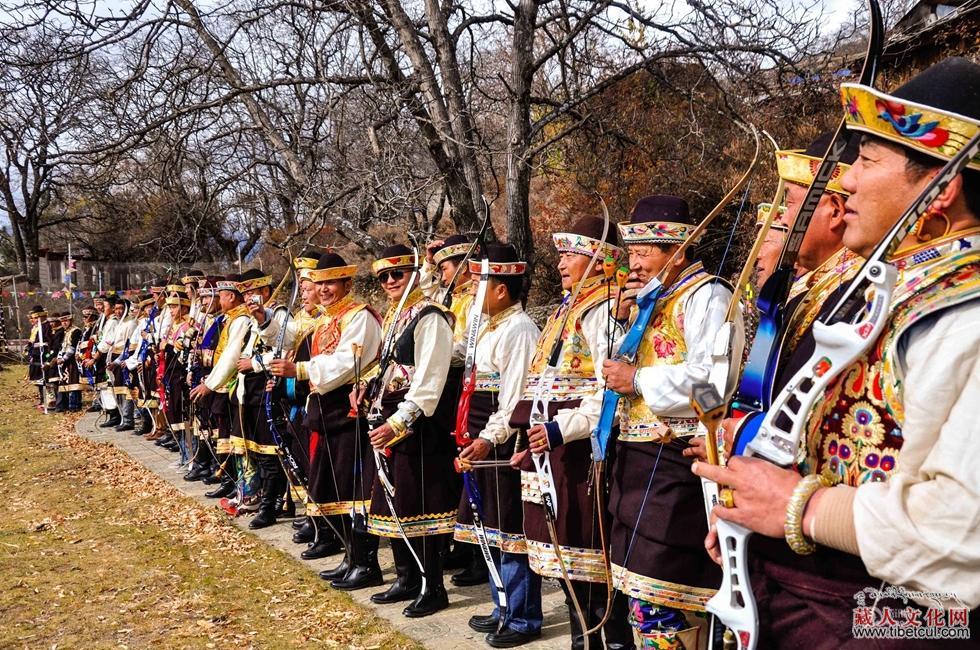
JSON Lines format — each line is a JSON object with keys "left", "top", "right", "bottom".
{"left": 174, "top": 0, "right": 387, "bottom": 254}
{"left": 423, "top": 0, "right": 484, "bottom": 220}
{"left": 505, "top": 0, "right": 538, "bottom": 276}
{"left": 379, "top": 0, "right": 480, "bottom": 233}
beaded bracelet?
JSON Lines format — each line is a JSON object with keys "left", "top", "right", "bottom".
{"left": 784, "top": 473, "right": 833, "bottom": 555}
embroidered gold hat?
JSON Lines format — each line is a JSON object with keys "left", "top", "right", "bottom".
{"left": 840, "top": 57, "right": 980, "bottom": 171}
{"left": 237, "top": 268, "right": 273, "bottom": 293}
{"left": 165, "top": 287, "right": 191, "bottom": 307}
{"left": 618, "top": 195, "right": 696, "bottom": 245}
{"left": 554, "top": 215, "right": 623, "bottom": 259}
{"left": 372, "top": 244, "right": 416, "bottom": 275}
{"left": 433, "top": 234, "right": 473, "bottom": 266}
{"left": 309, "top": 252, "right": 358, "bottom": 282}
{"left": 180, "top": 269, "right": 206, "bottom": 285}
{"left": 294, "top": 248, "right": 322, "bottom": 281}
{"left": 149, "top": 278, "right": 167, "bottom": 293}
{"left": 775, "top": 131, "right": 860, "bottom": 196}
{"left": 467, "top": 243, "right": 527, "bottom": 276}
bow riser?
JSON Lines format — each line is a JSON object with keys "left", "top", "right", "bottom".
{"left": 743, "top": 262, "right": 896, "bottom": 465}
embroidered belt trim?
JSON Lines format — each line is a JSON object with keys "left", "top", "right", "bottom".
{"left": 611, "top": 563, "right": 716, "bottom": 612}
{"left": 454, "top": 523, "right": 528, "bottom": 554}
{"left": 526, "top": 539, "right": 606, "bottom": 583}
{"left": 619, "top": 417, "right": 702, "bottom": 442}
{"left": 522, "top": 376, "right": 597, "bottom": 400}
{"left": 367, "top": 511, "right": 458, "bottom": 538}
{"left": 307, "top": 500, "right": 371, "bottom": 517}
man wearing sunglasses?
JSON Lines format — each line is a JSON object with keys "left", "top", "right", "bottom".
{"left": 359, "top": 243, "right": 461, "bottom": 618}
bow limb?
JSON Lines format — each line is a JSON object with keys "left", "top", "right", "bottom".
{"left": 736, "top": 0, "right": 885, "bottom": 416}
{"left": 452, "top": 239, "right": 510, "bottom": 631}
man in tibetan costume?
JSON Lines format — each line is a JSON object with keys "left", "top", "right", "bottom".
{"left": 56, "top": 311, "right": 84, "bottom": 412}
{"left": 361, "top": 243, "right": 461, "bottom": 618}
{"left": 126, "top": 296, "right": 162, "bottom": 440}
{"left": 452, "top": 244, "right": 543, "bottom": 647}
{"left": 425, "top": 234, "right": 490, "bottom": 583}
{"left": 266, "top": 253, "right": 384, "bottom": 584}
{"left": 185, "top": 277, "right": 224, "bottom": 483}
{"left": 89, "top": 296, "right": 120, "bottom": 426}
{"left": 181, "top": 269, "right": 206, "bottom": 323}
{"left": 232, "top": 268, "right": 291, "bottom": 524}
{"left": 190, "top": 275, "right": 250, "bottom": 501}
{"left": 512, "top": 216, "right": 633, "bottom": 650}
{"left": 84, "top": 297, "right": 108, "bottom": 413}
{"left": 45, "top": 313, "right": 65, "bottom": 411}
{"left": 26, "top": 306, "right": 51, "bottom": 408}
{"left": 160, "top": 287, "right": 196, "bottom": 459}
{"left": 772, "top": 132, "right": 864, "bottom": 372}
{"left": 696, "top": 56, "right": 980, "bottom": 646}
{"left": 78, "top": 304, "right": 101, "bottom": 397}
{"left": 602, "top": 196, "right": 745, "bottom": 648}
{"left": 422, "top": 233, "right": 475, "bottom": 307}
{"left": 107, "top": 298, "right": 138, "bottom": 431}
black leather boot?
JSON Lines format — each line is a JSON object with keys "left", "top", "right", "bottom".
{"left": 99, "top": 409, "right": 121, "bottom": 428}
{"left": 300, "top": 518, "right": 343, "bottom": 559}
{"left": 451, "top": 543, "right": 490, "bottom": 586}
{"left": 183, "top": 459, "right": 211, "bottom": 482}
{"left": 319, "top": 555, "right": 350, "bottom": 582}
{"left": 248, "top": 458, "right": 279, "bottom": 530}
{"left": 292, "top": 517, "right": 316, "bottom": 544}
{"left": 331, "top": 532, "right": 382, "bottom": 590}
{"left": 205, "top": 475, "right": 236, "bottom": 499}
{"left": 403, "top": 535, "right": 449, "bottom": 618}
{"left": 292, "top": 517, "right": 307, "bottom": 530}
{"left": 370, "top": 539, "right": 421, "bottom": 604}
{"left": 202, "top": 455, "right": 227, "bottom": 485}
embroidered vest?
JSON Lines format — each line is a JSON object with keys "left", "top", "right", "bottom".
{"left": 449, "top": 283, "right": 474, "bottom": 345}
{"left": 804, "top": 230, "right": 980, "bottom": 486}
{"left": 619, "top": 264, "right": 716, "bottom": 442}
{"left": 522, "top": 275, "right": 612, "bottom": 402}
{"left": 214, "top": 304, "right": 249, "bottom": 361}
{"left": 785, "top": 247, "right": 864, "bottom": 352}
{"left": 310, "top": 295, "right": 379, "bottom": 357}
{"left": 198, "top": 314, "right": 223, "bottom": 368}
{"left": 378, "top": 290, "right": 452, "bottom": 393}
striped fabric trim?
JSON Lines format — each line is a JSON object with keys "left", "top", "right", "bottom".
{"left": 215, "top": 438, "right": 234, "bottom": 455}
{"left": 307, "top": 500, "right": 371, "bottom": 518}
{"left": 58, "top": 383, "right": 84, "bottom": 392}
{"left": 611, "top": 563, "right": 715, "bottom": 612}
{"left": 521, "top": 375, "right": 597, "bottom": 400}
{"left": 526, "top": 539, "right": 606, "bottom": 583}
{"left": 367, "top": 511, "right": 458, "bottom": 538}
{"left": 618, "top": 416, "right": 701, "bottom": 443}
{"left": 454, "top": 523, "right": 528, "bottom": 554}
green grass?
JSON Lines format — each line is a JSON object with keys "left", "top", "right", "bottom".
{"left": 0, "top": 365, "right": 419, "bottom": 649}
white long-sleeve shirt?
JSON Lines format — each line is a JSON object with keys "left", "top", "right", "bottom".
{"left": 849, "top": 299, "right": 980, "bottom": 609}
{"left": 473, "top": 304, "right": 541, "bottom": 445}
{"left": 554, "top": 301, "right": 619, "bottom": 443}
{"left": 634, "top": 282, "right": 745, "bottom": 417}
{"left": 204, "top": 311, "right": 250, "bottom": 393}
{"left": 305, "top": 310, "right": 382, "bottom": 395}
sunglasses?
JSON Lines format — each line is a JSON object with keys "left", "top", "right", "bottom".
{"left": 378, "top": 269, "right": 406, "bottom": 283}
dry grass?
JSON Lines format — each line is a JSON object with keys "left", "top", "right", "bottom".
{"left": 0, "top": 365, "right": 420, "bottom": 649}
